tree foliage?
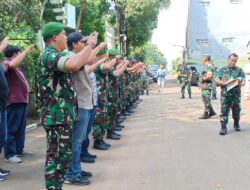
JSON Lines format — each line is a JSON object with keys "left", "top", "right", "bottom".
{"left": 69, "top": 0, "right": 113, "bottom": 42}
{"left": 132, "top": 43, "right": 167, "bottom": 66}
{"left": 0, "top": 0, "right": 42, "bottom": 39}
{"left": 114, "top": 0, "right": 170, "bottom": 47}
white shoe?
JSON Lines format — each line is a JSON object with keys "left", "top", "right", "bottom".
{"left": 4, "top": 156, "right": 22, "bottom": 163}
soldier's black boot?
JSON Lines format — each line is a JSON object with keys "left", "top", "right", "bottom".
{"left": 234, "top": 120, "right": 241, "bottom": 132}
{"left": 189, "top": 94, "right": 192, "bottom": 99}
{"left": 209, "top": 109, "right": 216, "bottom": 117}
{"left": 101, "top": 140, "right": 111, "bottom": 148}
{"left": 107, "top": 131, "right": 121, "bottom": 140}
{"left": 93, "top": 139, "right": 109, "bottom": 150}
{"left": 180, "top": 95, "right": 185, "bottom": 99}
{"left": 113, "top": 125, "right": 122, "bottom": 131}
{"left": 220, "top": 123, "right": 227, "bottom": 136}
{"left": 199, "top": 112, "right": 209, "bottom": 119}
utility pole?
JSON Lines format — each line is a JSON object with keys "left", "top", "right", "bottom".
{"left": 76, "top": 0, "right": 86, "bottom": 32}
{"left": 116, "top": 1, "right": 127, "bottom": 57}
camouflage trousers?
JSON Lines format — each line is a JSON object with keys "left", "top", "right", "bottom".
{"left": 92, "top": 103, "right": 109, "bottom": 140}
{"left": 201, "top": 89, "right": 213, "bottom": 113}
{"left": 180, "top": 79, "right": 191, "bottom": 96}
{"left": 44, "top": 124, "right": 72, "bottom": 190}
{"left": 107, "top": 103, "right": 118, "bottom": 131}
{"left": 212, "top": 79, "right": 217, "bottom": 98}
{"left": 220, "top": 96, "right": 241, "bottom": 124}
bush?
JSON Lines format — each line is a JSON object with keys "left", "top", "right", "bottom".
{"left": 20, "top": 49, "right": 40, "bottom": 93}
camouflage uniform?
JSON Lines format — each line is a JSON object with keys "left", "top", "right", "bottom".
{"left": 200, "top": 63, "right": 214, "bottom": 114}
{"left": 211, "top": 63, "right": 218, "bottom": 99}
{"left": 177, "top": 64, "right": 192, "bottom": 98}
{"left": 92, "top": 66, "right": 109, "bottom": 139}
{"left": 139, "top": 69, "right": 149, "bottom": 94}
{"left": 215, "top": 66, "right": 245, "bottom": 124}
{"left": 36, "top": 46, "right": 77, "bottom": 190}
{"left": 107, "top": 69, "right": 119, "bottom": 131}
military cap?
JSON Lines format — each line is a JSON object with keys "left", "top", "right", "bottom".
{"left": 42, "top": 22, "right": 65, "bottom": 38}
{"left": 98, "top": 48, "right": 120, "bottom": 56}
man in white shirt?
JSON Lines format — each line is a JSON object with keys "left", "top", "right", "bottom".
{"left": 156, "top": 64, "right": 167, "bottom": 93}
{"left": 244, "top": 52, "right": 250, "bottom": 100}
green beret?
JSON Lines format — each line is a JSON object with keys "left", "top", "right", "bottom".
{"left": 42, "top": 22, "right": 65, "bottom": 38}
{"left": 98, "top": 48, "right": 120, "bottom": 56}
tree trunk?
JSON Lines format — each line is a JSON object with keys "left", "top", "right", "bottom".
{"left": 76, "top": 0, "right": 86, "bottom": 32}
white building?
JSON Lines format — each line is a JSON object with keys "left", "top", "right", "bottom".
{"left": 187, "top": 0, "right": 250, "bottom": 60}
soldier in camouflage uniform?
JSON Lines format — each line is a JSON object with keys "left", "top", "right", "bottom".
{"left": 177, "top": 61, "right": 192, "bottom": 99}
{"left": 36, "top": 22, "right": 97, "bottom": 190}
{"left": 215, "top": 53, "right": 245, "bottom": 135}
{"left": 92, "top": 49, "right": 122, "bottom": 150}
{"left": 199, "top": 55, "right": 216, "bottom": 119}
{"left": 106, "top": 58, "right": 129, "bottom": 140}
{"left": 211, "top": 61, "right": 218, "bottom": 100}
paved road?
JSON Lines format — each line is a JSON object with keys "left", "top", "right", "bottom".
{"left": 1, "top": 76, "right": 250, "bottom": 190}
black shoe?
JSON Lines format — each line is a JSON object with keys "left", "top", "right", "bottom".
{"left": 65, "top": 176, "right": 91, "bottom": 186}
{"left": 101, "top": 140, "right": 111, "bottom": 148}
{"left": 86, "top": 152, "right": 97, "bottom": 159}
{"left": 112, "top": 131, "right": 121, "bottom": 137}
{"left": 93, "top": 140, "right": 109, "bottom": 150}
{"left": 122, "top": 111, "right": 131, "bottom": 116}
{"left": 80, "top": 156, "right": 95, "bottom": 163}
{"left": 126, "top": 109, "right": 135, "bottom": 113}
{"left": 220, "top": 123, "right": 227, "bottom": 135}
{"left": 119, "top": 115, "right": 126, "bottom": 120}
{"left": 113, "top": 126, "right": 122, "bottom": 131}
{"left": 180, "top": 96, "right": 185, "bottom": 99}
{"left": 234, "top": 120, "right": 241, "bottom": 131}
{"left": 117, "top": 117, "right": 125, "bottom": 123}
{"left": 0, "top": 168, "right": 10, "bottom": 177}
{"left": 199, "top": 112, "right": 209, "bottom": 119}
{"left": 114, "top": 123, "right": 125, "bottom": 129}
{"left": 0, "top": 175, "right": 5, "bottom": 182}
{"left": 107, "top": 132, "right": 121, "bottom": 140}
{"left": 209, "top": 109, "right": 216, "bottom": 117}
{"left": 81, "top": 170, "right": 93, "bottom": 178}
{"left": 189, "top": 95, "right": 192, "bottom": 99}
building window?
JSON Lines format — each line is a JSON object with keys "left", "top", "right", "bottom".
{"left": 229, "top": 0, "right": 243, "bottom": 4}
{"left": 198, "top": 1, "right": 210, "bottom": 6}
{"left": 196, "top": 39, "right": 209, "bottom": 49}
{"left": 222, "top": 37, "right": 235, "bottom": 43}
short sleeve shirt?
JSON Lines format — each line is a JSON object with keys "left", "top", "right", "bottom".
{"left": 157, "top": 69, "right": 166, "bottom": 81}
{"left": 215, "top": 66, "right": 245, "bottom": 97}
{"left": 36, "top": 46, "right": 77, "bottom": 126}
{"left": 200, "top": 63, "right": 213, "bottom": 89}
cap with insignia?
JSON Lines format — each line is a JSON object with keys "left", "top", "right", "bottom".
{"left": 42, "top": 22, "right": 65, "bottom": 38}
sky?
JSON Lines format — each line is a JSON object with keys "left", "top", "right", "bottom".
{"left": 152, "top": 0, "right": 189, "bottom": 66}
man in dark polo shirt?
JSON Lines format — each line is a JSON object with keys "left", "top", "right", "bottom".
{"left": 0, "top": 37, "right": 11, "bottom": 181}
{"left": 3, "top": 45, "right": 33, "bottom": 163}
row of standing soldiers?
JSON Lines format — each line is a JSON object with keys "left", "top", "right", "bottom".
{"left": 92, "top": 52, "right": 149, "bottom": 149}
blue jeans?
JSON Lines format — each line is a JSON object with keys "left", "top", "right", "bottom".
{"left": 66, "top": 108, "right": 91, "bottom": 179}
{"left": 0, "top": 110, "right": 7, "bottom": 154}
{"left": 5, "top": 103, "right": 27, "bottom": 159}
{"left": 81, "top": 107, "right": 96, "bottom": 157}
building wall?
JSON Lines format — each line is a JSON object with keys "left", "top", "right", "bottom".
{"left": 187, "top": 0, "right": 250, "bottom": 60}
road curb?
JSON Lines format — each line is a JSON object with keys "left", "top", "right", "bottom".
{"left": 26, "top": 122, "right": 41, "bottom": 132}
